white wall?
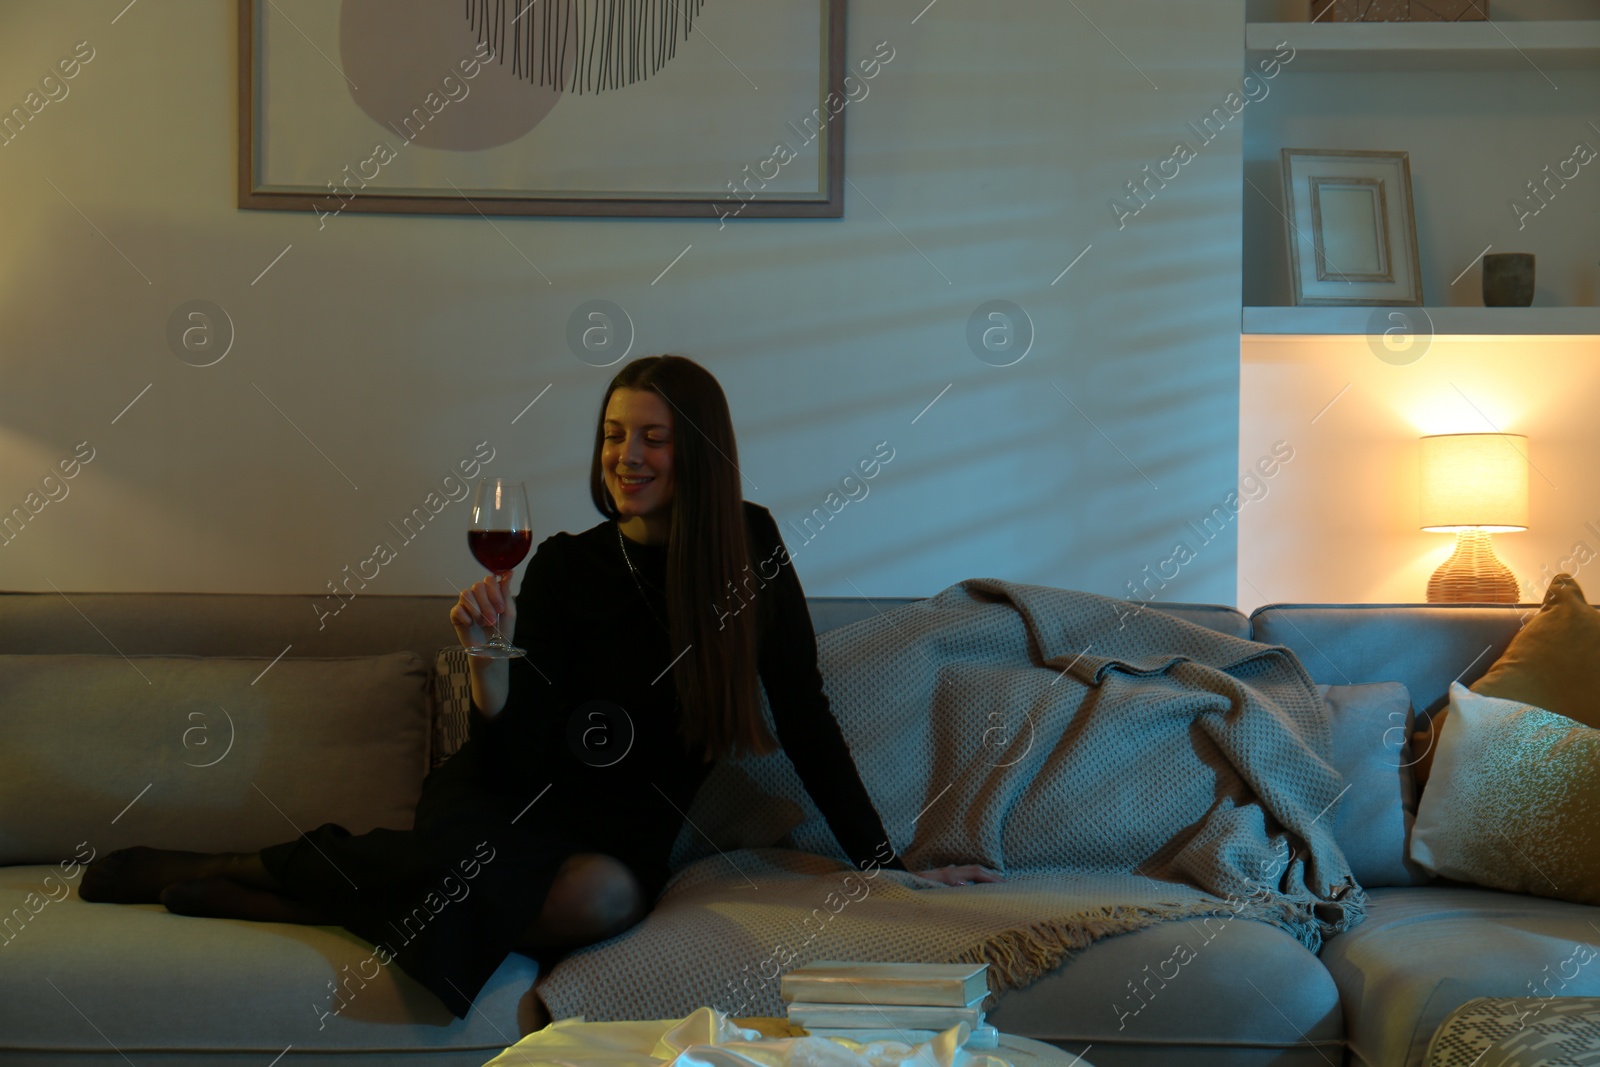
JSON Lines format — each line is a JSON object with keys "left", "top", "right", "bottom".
{"left": 0, "top": 0, "right": 1247, "bottom": 609}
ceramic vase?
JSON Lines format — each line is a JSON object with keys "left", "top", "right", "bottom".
{"left": 1482, "top": 253, "right": 1535, "bottom": 307}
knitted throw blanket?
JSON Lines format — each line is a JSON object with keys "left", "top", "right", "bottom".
{"left": 537, "top": 580, "right": 1365, "bottom": 1021}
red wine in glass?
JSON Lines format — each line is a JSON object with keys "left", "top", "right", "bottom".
{"left": 468, "top": 530, "right": 533, "bottom": 573}
{"left": 465, "top": 478, "right": 531, "bottom": 658}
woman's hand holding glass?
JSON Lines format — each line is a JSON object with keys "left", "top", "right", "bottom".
{"left": 451, "top": 572, "right": 517, "bottom": 650}
{"left": 451, "top": 573, "right": 517, "bottom": 719}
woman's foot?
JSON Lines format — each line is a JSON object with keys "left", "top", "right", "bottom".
{"left": 518, "top": 984, "right": 552, "bottom": 1036}
{"left": 158, "top": 878, "right": 334, "bottom": 925}
{"left": 80, "top": 847, "right": 269, "bottom": 904}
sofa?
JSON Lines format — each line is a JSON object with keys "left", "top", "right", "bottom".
{"left": 0, "top": 589, "right": 1594, "bottom": 1067}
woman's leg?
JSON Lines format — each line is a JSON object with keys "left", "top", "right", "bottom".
{"left": 80, "top": 847, "right": 279, "bottom": 903}
{"left": 79, "top": 847, "right": 334, "bottom": 923}
{"left": 519, "top": 984, "right": 552, "bottom": 1036}
{"left": 157, "top": 877, "right": 336, "bottom": 924}
{"left": 512, "top": 852, "right": 646, "bottom": 954}
{"left": 512, "top": 853, "right": 649, "bottom": 1037}
{"left": 84, "top": 747, "right": 482, "bottom": 909}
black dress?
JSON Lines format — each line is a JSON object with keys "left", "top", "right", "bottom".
{"left": 259, "top": 501, "right": 904, "bottom": 1019}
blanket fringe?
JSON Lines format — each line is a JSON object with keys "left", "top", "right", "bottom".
{"left": 952, "top": 902, "right": 1230, "bottom": 1000}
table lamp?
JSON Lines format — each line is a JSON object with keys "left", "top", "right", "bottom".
{"left": 1419, "top": 433, "right": 1529, "bottom": 603}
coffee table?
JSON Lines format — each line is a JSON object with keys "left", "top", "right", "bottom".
{"left": 988, "top": 1033, "right": 1095, "bottom": 1067}
{"left": 484, "top": 1014, "right": 1096, "bottom": 1067}
{"left": 824, "top": 1031, "right": 1094, "bottom": 1067}
{"left": 735, "top": 1024, "right": 1093, "bottom": 1067}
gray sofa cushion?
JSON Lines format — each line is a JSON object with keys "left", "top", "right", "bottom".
{"left": 0, "top": 654, "right": 431, "bottom": 864}
{"left": 987, "top": 915, "right": 1343, "bottom": 1067}
{"left": 1319, "top": 683, "right": 1429, "bottom": 888}
{"left": 1319, "top": 885, "right": 1600, "bottom": 1067}
{"left": 0, "top": 863, "right": 531, "bottom": 1064}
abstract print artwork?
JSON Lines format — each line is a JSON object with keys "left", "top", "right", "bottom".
{"left": 463, "top": 0, "right": 708, "bottom": 94}
{"left": 240, "top": 0, "right": 846, "bottom": 217}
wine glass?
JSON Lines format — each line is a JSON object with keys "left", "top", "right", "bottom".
{"left": 464, "top": 478, "right": 532, "bottom": 658}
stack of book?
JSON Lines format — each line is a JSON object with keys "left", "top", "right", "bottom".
{"left": 780, "top": 961, "right": 997, "bottom": 1047}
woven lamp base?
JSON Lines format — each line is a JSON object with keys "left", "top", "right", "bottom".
{"left": 1427, "top": 528, "right": 1519, "bottom": 603}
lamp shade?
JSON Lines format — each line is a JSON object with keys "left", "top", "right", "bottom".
{"left": 1419, "top": 433, "right": 1529, "bottom": 532}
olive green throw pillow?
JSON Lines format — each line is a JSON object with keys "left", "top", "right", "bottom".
{"left": 1412, "top": 572, "right": 1600, "bottom": 791}
{"left": 1411, "top": 683, "right": 1600, "bottom": 905}
{"left": 1471, "top": 572, "right": 1600, "bottom": 724}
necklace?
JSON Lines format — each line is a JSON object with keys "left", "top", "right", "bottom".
{"left": 616, "top": 523, "right": 670, "bottom": 633}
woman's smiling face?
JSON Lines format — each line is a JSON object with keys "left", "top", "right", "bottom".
{"left": 602, "top": 387, "right": 676, "bottom": 531}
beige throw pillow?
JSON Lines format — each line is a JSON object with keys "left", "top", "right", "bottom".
{"left": 1411, "top": 683, "right": 1600, "bottom": 905}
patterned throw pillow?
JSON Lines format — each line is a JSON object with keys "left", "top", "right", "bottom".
{"left": 432, "top": 646, "right": 474, "bottom": 767}
{"left": 1411, "top": 683, "right": 1600, "bottom": 905}
{"left": 1425, "top": 997, "right": 1600, "bottom": 1067}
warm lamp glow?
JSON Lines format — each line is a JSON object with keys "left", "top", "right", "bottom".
{"left": 1419, "top": 433, "right": 1529, "bottom": 533}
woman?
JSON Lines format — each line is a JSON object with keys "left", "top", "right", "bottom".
{"left": 80, "top": 355, "right": 1000, "bottom": 1027}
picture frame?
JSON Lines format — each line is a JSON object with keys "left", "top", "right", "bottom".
{"left": 1280, "top": 148, "right": 1423, "bottom": 307}
{"left": 1309, "top": 0, "right": 1488, "bottom": 20}
{"left": 237, "top": 0, "right": 849, "bottom": 219}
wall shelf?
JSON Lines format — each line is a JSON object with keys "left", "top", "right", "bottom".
{"left": 1243, "top": 306, "right": 1600, "bottom": 337}
{"left": 1246, "top": 20, "right": 1600, "bottom": 71}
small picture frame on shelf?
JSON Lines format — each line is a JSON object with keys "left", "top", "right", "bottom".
{"left": 1309, "top": 0, "right": 1488, "bottom": 20}
{"left": 1280, "top": 148, "right": 1422, "bottom": 307}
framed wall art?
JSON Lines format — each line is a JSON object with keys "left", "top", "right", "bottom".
{"left": 1280, "top": 148, "right": 1423, "bottom": 306}
{"left": 238, "top": 0, "right": 852, "bottom": 219}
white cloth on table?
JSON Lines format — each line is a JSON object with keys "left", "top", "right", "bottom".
{"left": 483, "top": 1006, "right": 1010, "bottom": 1067}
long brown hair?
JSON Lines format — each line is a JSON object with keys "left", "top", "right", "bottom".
{"left": 589, "top": 355, "right": 778, "bottom": 761}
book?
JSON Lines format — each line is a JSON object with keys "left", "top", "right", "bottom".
{"left": 802, "top": 1025, "right": 1000, "bottom": 1050}
{"left": 784, "top": 1002, "right": 985, "bottom": 1031}
{"left": 780, "top": 961, "right": 990, "bottom": 1008}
